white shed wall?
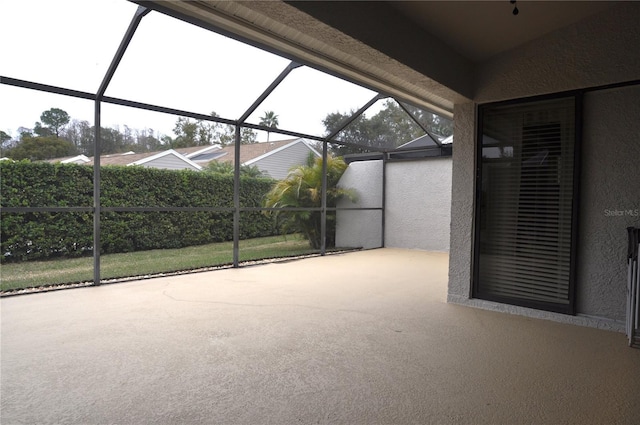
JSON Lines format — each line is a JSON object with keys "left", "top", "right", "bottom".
{"left": 336, "top": 160, "right": 383, "bottom": 249}
{"left": 385, "top": 158, "right": 451, "bottom": 251}
{"left": 336, "top": 158, "right": 452, "bottom": 251}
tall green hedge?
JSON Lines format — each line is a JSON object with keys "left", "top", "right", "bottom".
{"left": 0, "top": 161, "right": 276, "bottom": 262}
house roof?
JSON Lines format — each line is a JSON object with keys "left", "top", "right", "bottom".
{"left": 43, "top": 138, "right": 316, "bottom": 170}
{"left": 176, "top": 145, "right": 228, "bottom": 163}
{"left": 173, "top": 145, "right": 221, "bottom": 158}
{"left": 91, "top": 151, "right": 155, "bottom": 167}
{"left": 62, "top": 155, "right": 91, "bottom": 164}
{"left": 397, "top": 133, "right": 440, "bottom": 150}
{"left": 176, "top": 139, "right": 317, "bottom": 166}
{"left": 244, "top": 138, "right": 320, "bottom": 166}
{"left": 45, "top": 149, "right": 202, "bottom": 170}
{"left": 44, "top": 154, "right": 90, "bottom": 164}
{"left": 212, "top": 138, "right": 305, "bottom": 166}
{"left": 127, "top": 149, "right": 202, "bottom": 170}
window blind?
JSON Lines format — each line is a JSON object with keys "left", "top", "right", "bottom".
{"left": 474, "top": 97, "right": 577, "bottom": 313}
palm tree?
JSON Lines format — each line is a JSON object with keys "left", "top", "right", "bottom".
{"left": 264, "top": 154, "right": 356, "bottom": 249}
{"left": 259, "top": 111, "right": 279, "bottom": 143}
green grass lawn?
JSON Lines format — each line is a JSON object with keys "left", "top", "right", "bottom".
{"left": 0, "top": 234, "right": 317, "bottom": 292}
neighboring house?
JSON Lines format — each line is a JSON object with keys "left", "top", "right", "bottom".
{"left": 187, "top": 138, "right": 320, "bottom": 179}
{"left": 45, "top": 138, "right": 319, "bottom": 178}
{"left": 57, "top": 154, "right": 91, "bottom": 165}
{"left": 45, "top": 154, "right": 92, "bottom": 165}
{"left": 114, "top": 149, "right": 202, "bottom": 171}
{"left": 213, "top": 138, "right": 320, "bottom": 179}
{"left": 174, "top": 145, "right": 227, "bottom": 165}
{"left": 47, "top": 149, "right": 202, "bottom": 171}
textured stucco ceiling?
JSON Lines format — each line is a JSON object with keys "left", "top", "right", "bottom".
{"left": 389, "top": 1, "right": 615, "bottom": 63}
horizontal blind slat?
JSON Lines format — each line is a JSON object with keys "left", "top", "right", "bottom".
{"left": 477, "top": 97, "right": 576, "bottom": 308}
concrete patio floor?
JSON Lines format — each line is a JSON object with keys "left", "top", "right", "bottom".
{"left": 1, "top": 248, "right": 639, "bottom": 424}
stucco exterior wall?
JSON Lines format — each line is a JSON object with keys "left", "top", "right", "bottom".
{"left": 475, "top": 2, "right": 640, "bottom": 103}
{"left": 578, "top": 86, "right": 640, "bottom": 322}
{"left": 336, "top": 160, "right": 383, "bottom": 249}
{"left": 447, "top": 2, "right": 640, "bottom": 330}
{"left": 447, "top": 103, "right": 476, "bottom": 300}
{"left": 336, "top": 158, "right": 452, "bottom": 251}
{"left": 385, "top": 158, "right": 452, "bottom": 251}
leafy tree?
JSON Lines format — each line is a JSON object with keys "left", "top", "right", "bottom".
{"left": 160, "top": 134, "right": 174, "bottom": 147}
{"left": 172, "top": 117, "right": 200, "bottom": 148}
{"left": 240, "top": 164, "right": 265, "bottom": 177}
{"left": 135, "top": 128, "right": 163, "bottom": 152}
{"left": 240, "top": 127, "right": 258, "bottom": 144}
{"left": 172, "top": 116, "right": 220, "bottom": 148}
{"left": 217, "top": 126, "right": 234, "bottom": 147}
{"left": 33, "top": 121, "right": 54, "bottom": 137}
{"left": 400, "top": 102, "right": 453, "bottom": 139}
{"left": 205, "top": 160, "right": 234, "bottom": 175}
{"left": 0, "top": 131, "right": 10, "bottom": 144}
{"left": 172, "top": 113, "right": 257, "bottom": 147}
{"left": 323, "top": 100, "right": 452, "bottom": 156}
{"left": 259, "top": 111, "right": 279, "bottom": 143}
{"left": 5, "top": 136, "right": 77, "bottom": 160}
{"left": 40, "top": 108, "right": 70, "bottom": 138}
{"left": 62, "top": 120, "right": 94, "bottom": 155}
{"left": 205, "top": 161, "right": 266, "bottom": 178}
{"left": 217, "top": 125, "right": 258, "bottom": 146}
{"left": 99, "top": 127, "right": 127, "bottom": 154}
{"left": 0, "top": 130, "right": 12, "bottom": 156}
{"left": 17, "top": 127, "right": 33, "bottom": 140}
{"left": 264, "top": 155, "right": 355, "bottom": 249}
{"left": 122, "top": 125, "right": 135, "bottom": 148}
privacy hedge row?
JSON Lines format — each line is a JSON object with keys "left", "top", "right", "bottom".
{"left": 0, "top": 161, "right": 277, "bottom": 262}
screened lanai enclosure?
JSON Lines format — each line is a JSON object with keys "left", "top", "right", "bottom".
{"left": 0, "top": 0, "right": 452, "bottom": 292}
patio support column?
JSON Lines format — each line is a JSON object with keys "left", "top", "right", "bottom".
{"left": 93, "top": 102, "right": 102, "bottom": 285}
{"left": 92, "top": 5, "right": 150, "bottom": 285}
{"left": 381, "top": 152, "right": 387, "bottom": 247}
{"left": 320, "top": 142, "right": 328, "bottom": 255}
{"left": 233, "top": 124, "right": 241, "bottom": 267}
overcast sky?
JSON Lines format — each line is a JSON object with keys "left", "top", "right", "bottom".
{"left": 0, "top": 0, "right": 384, "bottom": 142}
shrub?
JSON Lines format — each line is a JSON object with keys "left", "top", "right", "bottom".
{"left": 0, "top": 161, "right": 276, "bottom": 262}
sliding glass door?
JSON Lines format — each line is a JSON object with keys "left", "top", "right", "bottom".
{"left": 473, "top": 96, "right": 579, "bottom": 314}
